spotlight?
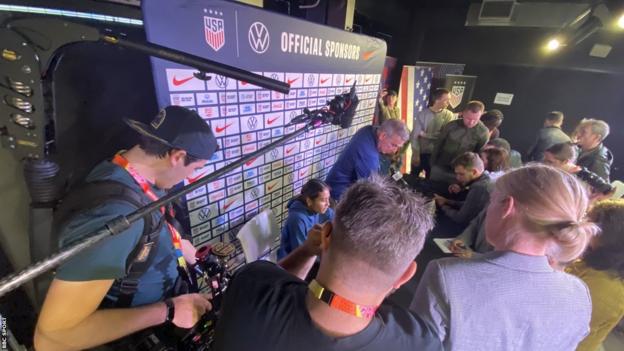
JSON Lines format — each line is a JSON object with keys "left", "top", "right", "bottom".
{"left": 546, "top": 38, "right": 562, "bottom": 51}
{"left": 618, "top": 13, "right": 624, "bottom": 29}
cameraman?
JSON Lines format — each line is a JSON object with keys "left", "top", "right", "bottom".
{"left": 214, "top": 175, "right": 442, "bottom": 351}
{"left": 34, "top": 106, "right": 217, "bottom": 350}
{"left": 543, "top": 142, "right": 614, "bottom": 199}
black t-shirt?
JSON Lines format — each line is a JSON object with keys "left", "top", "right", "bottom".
{"left": 213, "top": 261, "right": 442, "bottom": 351}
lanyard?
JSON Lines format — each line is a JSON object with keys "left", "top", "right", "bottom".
{"left": 308, "top": 279, "right": 377, "bottom": 319}
{"left": 111, "top": 153, "right": 188, "bottom": 271}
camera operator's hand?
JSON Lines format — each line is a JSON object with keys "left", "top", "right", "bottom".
{"left": 181, "top": 239, "right": 198, "bottom": 265}
{"left": 171, "top": 293, "right": 212, "bottom": 328}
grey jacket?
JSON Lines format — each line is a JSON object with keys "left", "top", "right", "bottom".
{"left": 441, "top": 173, "right": 494, "bottom": 225}
{"left": 410, "top": 251, "right": 591, "bottom": 351}
{"left": 527, "top": 126, "right": 571, "bottom": 162}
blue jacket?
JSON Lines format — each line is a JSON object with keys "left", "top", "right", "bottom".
{"left": 325, "top": 126, "right": 380, "bottom": 200}
{"left": 277, "top": 199, "right": 334, "bottom": 260}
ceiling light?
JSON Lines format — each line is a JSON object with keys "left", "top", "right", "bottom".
{"left": 618, "top": 13, "right": 624, "bottom": 29}
{"left": 546, "top": 38, "right": 562, "bottom": 51}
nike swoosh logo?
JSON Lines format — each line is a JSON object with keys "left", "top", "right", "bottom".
{"left": 186, "top": 171, "right": 208, "bottom": 184}
{"left": 245, "top": 157, "right": 257, "bottom": 166}
{"left": 286, "top": 146, "right": 296, "bottom": 154}
{"left": 267, "top": 182, "right": 278, "bottom": 191}
{"left": 267, "top": 117, "right": 280, "bottom": 125}
{"left": 320, "top": 77, "right": 330, "bottom": 84}
{"left": 241, "top": 81, "right": 249, "bottom": 85}
{"left": 223, "top": 197, "right": 239, "bottom": 210}
{"left": 365, "top": 77, "right": 371, "bottom": 82}
{"left": 361, "top": 50, "right": 375, "bottom": 61}
{"left": 215, "top": 123, "right": 233, "bottom": 133}
{"left": 173, "top": 76, "right": 194, "bottom": 86}
{"left": 345, "top": 78, "right": 353, "bottom": 83}
{"left": 287, "top": 78, "right": 299, "bottom": 85}
{"left": 299, "top": 170, "right": 307, "bottom": 177}
{"left": 315, "top": 140, "right": 322, "bottom": 145}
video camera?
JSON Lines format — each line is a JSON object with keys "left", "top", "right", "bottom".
{"left": 118, "top": 242, "right": 235, "bottom": 351}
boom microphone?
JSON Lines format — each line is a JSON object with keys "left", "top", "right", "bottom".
{"left": 290, "top": 82, "right": 359, "bottom": 128}
{"left": 328, "top": 82, "right": 359, "bottom": 128}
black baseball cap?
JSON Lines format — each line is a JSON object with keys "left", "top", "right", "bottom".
{"left": 125, "top": 105, "right": 218, "bottom": 160}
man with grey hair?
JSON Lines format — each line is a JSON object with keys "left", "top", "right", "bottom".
{"left": 574, "top": 118, "right": 613, "bottom": 182}
{"left": 325, "top": 119, "right": 410, "bottom": 200}
{"left": 214, "top": 175, "right": 441, "bottom": 351}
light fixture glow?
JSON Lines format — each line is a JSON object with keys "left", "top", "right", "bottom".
{"left": 617, "top": 13, "right": 624, "bottom": 29}
{"left": 546, "top": 38, "right": 561, "bottom": 51}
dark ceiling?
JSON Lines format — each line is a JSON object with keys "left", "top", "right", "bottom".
{"left": 354, "top": 0, "right": 624, "bottom": 74}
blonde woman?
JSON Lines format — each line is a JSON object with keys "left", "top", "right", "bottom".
{"left": 411, "top": 164, "right": 599, "bottom": 351}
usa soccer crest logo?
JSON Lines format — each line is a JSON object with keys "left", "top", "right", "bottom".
{"left": 449, "top": 84, "right": 465, "bottom": 109}
{"left": 204, "top": 10, "right": 225, "bottom": 52}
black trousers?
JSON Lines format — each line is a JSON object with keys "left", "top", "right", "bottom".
{"left": 411, "top": 153, "right": 431, "bottom": 179}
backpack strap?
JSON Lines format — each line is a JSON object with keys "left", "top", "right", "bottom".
{"left": 53, "top": 180, "right": 164, "bottom": 308}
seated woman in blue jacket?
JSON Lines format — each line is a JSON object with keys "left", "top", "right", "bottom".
{"left": 277, "top": 179, "right": 334, "bottom": 260}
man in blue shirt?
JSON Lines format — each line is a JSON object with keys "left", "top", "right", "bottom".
{"left": 35, "top": 106, "right": 218, "bottom": 350}
{"left": 325, "top": 119, "right": 410, "bottom": 200}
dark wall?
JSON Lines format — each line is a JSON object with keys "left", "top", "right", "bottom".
{"left": 462, "top": 64, "right": 624, "bottom": 179}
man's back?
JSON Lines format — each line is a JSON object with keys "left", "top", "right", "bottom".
{"left": 527, "top": 126, "right": 571, "bottom": 162}
{"left": 432, "top": 120, "right": 489, "bottom": 169}
{"left": 214, "top": 261, "right": 442, "bottom": 351}
{"left": 412, "top": 251, "right": 591, "bottom": 351}
{"left": 325, "top": 126, "right": 379, "bottom": 200}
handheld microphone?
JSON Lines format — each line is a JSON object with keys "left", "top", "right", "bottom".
{"left": 389, "top": 166, "right": 409, "bottom": 187}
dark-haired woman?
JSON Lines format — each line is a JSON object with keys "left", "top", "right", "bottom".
{"left": 277, "top": 179, "right": 333, "bottom": 260}
{"left": 568, "top": 199, "right": 624, "bottom": 351}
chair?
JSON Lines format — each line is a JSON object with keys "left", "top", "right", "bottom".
{"left": 611, "top": 180, "right": 624, "bottom": 199}
{"left": 236, "top": 209, "right": 280, "bottom": 263}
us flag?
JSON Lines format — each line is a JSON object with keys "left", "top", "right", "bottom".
{"left": 204, "top": 16, "right": 225, "bottom": 51}
{"left": 398, "top": 65, "right": 433, "bottom": 172}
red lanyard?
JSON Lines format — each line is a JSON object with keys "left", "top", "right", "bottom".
{"left": 111, "top": 153, "right": 188, "bottom": 270}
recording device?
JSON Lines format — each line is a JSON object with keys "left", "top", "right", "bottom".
{"left": 576, "top": 167, "right": 614, "bottom": 195}
{"left": 290, "top": 82, "right": 359, "bottom": 128}
{"left": 120, "top": 242, "right": 235, "bottom": 351}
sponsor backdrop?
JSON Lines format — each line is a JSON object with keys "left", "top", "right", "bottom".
{"left": 143, "top": 0, "right": 386, "bottom": 267}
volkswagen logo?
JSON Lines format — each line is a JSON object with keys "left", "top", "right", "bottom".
{"left": 248, "top": 22, "right": 270, "bottom": 54}
{"left": 307, "top": 74, "right": 315, "bottom": 87}
{"left": 215, "top": 75, "right": 228, "bottom": 88}
{"left": 270, "top": 148, "right": 279, "bottom": 160}
{"left": 198, "top": 207, "right": 211, "bottom": 221}
{"left": 247, "top": 115, "right": 258, "bottom": 130}
{"left": 270, "top": 73, "right": 279, "bottom": 80}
